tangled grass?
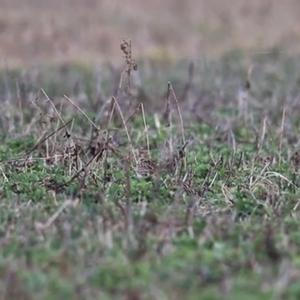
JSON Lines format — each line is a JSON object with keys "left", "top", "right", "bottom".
{"left": 1, "top": 46, "right": 300, "bottom": 299}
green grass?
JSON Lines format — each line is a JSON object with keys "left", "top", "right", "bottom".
{"left": 1, "top": 52, "right": 300, "bottom": 299}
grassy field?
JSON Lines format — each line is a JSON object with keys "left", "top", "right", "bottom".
{"left": 1, "top": 42, "right": 300, "bottom": 299}
{"left": 1, "top": 0, "right": 300, "bottom": 66}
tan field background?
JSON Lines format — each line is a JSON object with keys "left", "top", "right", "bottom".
{"left": 1, "top": 0, "right": 300, "bottom": 66}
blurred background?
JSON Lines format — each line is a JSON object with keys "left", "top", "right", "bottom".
{"left": 1, "top": 0, "right": 300, "bottom": 66}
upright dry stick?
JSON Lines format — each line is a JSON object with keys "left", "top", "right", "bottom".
{"left": 279, "top": 106, "right": 286, "bottom": 164}
{"left": 140, "top": 103, "right": 151, "bottom": 158}
{"left": 257, "top": 116, "right": 268, "bottom": 153}
{"left": 181, "top": 62, "right": 195, "bottom": 101}
{"left": 16, "top": 81, "right": 24, "bottom": 130}
{"left": 169, "top": 82, "right": 187, "bottom": 171}
{"left": 124, "top": 159, "right": 133, "bottom": 236}
{"left": 165, "top": 82, "right": 174, "bottom": 155}
{"left": 169, "top": 82, "right": 186, "bottom": 146}
{"left": 112, "top": 96, "right": 138, "bottom": 165}
{"left": 102, "top": 99, "right": 116, "bottom": 186}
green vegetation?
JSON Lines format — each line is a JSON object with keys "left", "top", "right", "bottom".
{"left": 1, "top": 49, "right": 300, "bottom": 299}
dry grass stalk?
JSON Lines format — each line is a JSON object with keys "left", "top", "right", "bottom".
{"left": 64, "top": 95, "right": 99, "bottom": 131}
{"left": 140, "top": 103, "right": 151, "bottom": 158}
{"left": 168, "top": 82, "right": 186, "bottom": 146}
{"left": 25, "top": 119, "right": 73, "bottom": 158}
{"left": 112, "top": 96, "right": 138, "bottom": 165}
{"left": 279, "top": 106, "right": 286, "bottom": 164}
